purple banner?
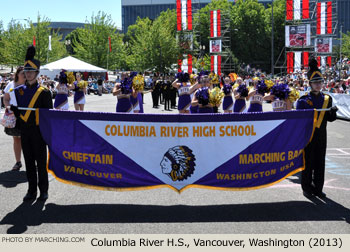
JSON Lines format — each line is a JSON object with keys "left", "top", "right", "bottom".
{"left": 39, "top": 110, "right": 316, "bottom": 192}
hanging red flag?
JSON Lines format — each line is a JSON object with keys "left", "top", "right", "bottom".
{"left": 33, "top": 36, "right": 36, "bottom": 47}
{"left": 108, "top": 36, "right": 112, "bottom": 52}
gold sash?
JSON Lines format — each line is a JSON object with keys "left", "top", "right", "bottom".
{"left": 20, "top": 86, "right": 44, "bottom": 124}
{"left": 315, "top": 95, "right": 329, "bottom": 128}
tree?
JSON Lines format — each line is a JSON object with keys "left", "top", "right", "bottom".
{"left": 150, "top": 9, "right": 179, "bottom": 73}
{"left": 124, "top": 9, "right": 179, "bottom": 73}
{"left": 0, "top": 15, "right": 66, "bottom": 70}
{"left": 231, "top": 0, "right": 270, "bottom": 71}
{"left": 341, "top": 32, "right": 350, "bottom": 58}
{"left": 71, "top": 11, "right": 125, "bottom": 70}
{"left": 125, "top": 17, "right": 153, "bottom": 72}
{"left": 265, "top": 0, "right": 286, "bottom": 72}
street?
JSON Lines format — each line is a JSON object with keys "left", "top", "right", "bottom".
{"left": 0, "top": 92, "right": 349, "bottom": 234}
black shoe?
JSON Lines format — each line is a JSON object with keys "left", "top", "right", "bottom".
{"left": 23, "top": 192, "right": 37, "bottom": 201}
{"left": 38, "top": 192, "right": 48, "bottom": 201}
{"left": 314, "top": 191, "right": 326, "bottom": 199}
{"left": 303, "top": 190, "right": 314, "bottom": 198}
{"left": 12, "top": 161, "right": 22, "bottom": 171}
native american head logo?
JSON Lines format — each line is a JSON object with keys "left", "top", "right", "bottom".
{"left": 160, "top": 146, "right": 196, "bottom": 182}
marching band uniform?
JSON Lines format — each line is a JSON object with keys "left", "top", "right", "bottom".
{"left": 222, "top": 84, "right": 233, "bottom": 113}
{"left": 54, "top": 84, "right": 69, "bottom": 110}
{"left": 247, "top": 92, "right": 263, "bottom": 112}
{"left": 177, "top": 83, "right": 191, "bottom": 112}
{"left": 137, "top": 92, "right": 144, "bottom": 113}
{"left": 163, "top": 81, "right": 171, "bottom": 111}
{"left": 130, "top": 93, "right": 140, "bottom": 113}
{"left": 196, "top": 87, "right": 213, "bottom": 114}
{"left": 116, "top": 94, "right": 132, "bottom": 112}
{"left": 12, "top": 45, "right": 53, "bottom": 201}
{"left": 198, "top": 105, "right": 213, "bottom": 113}
{"left": 151, "top": 80, "right": 160, "bottom": 108}
{"left": 170, "top": 84, "right": 177, "bottom": 109}
{"left": 296, "top": 59, "right": 337, "bottom": 198}
{"left": 54, "top": 72, "right": 69, "bottom": 110}
{"left": 233, "top": 97, "right": 246, "bottom": 112}
{"left": 73, "top": 81, "right": 86, "bottom": 105}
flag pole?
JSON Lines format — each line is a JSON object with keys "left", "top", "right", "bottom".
{"left": 6, "top": 106, "right": 36, "bottom": 111}
{"left": 107, "top": 37, "right": 109, "bottom": 71}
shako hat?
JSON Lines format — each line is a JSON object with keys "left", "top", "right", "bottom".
{"left": 307, "top": 58, "right": 324, "bottom": 83}
{"left": 24, "top": 45, "right": 40, "bottom": 72}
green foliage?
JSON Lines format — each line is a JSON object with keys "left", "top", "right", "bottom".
{"left": 124, "top": 9, "right": 179, "bottom": 72}
{"left": 0, "top": 15, "right": 66, "bottom": 69}
{"left": 231, "top": 0, "right": 270, "bottom": 70}
{"left": 0, "top": 1, "right": 287, "bottom": 74}
{"left": 265, "top": 0, "right": 286, "bottom": 68}
{"left": 341, "top": 32, "right": 350, "bottom": 58}
{"left": 71, "top": 11, "right": 125, "bottom": 70}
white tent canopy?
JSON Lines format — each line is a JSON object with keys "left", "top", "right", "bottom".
{"left": 40, "top": 56, "right": 107, "bottom": 80}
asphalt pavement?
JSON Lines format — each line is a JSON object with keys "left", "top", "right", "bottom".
{"left": 0, "top": 92, "right": 349, "bottom": 234}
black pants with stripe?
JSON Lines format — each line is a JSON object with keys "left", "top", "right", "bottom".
{"left": 302, "top": 128, "right": 327, "bottom": 194}
{"left": 21, "top": 126, "right": 48, "bottom": 194}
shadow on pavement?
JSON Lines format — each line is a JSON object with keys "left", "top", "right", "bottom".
{"left": 1, "top": 197, "right": 349, "bottom": 234}
{"left": 286, "top": 172, "right": 302, "bottom": 184}
{"left": 0, "top": 170, "right": 27, "bottom": 188}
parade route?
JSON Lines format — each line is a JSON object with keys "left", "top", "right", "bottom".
{"left": 0, "top": 92, "right": 349, "bottom": 234}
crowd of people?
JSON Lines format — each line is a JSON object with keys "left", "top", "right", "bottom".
{"left": 0, "top": 43, "right": 345, "bottom": 201}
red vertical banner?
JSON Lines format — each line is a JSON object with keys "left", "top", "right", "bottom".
{"left": 210, "top": 11, "right": 214, "bottom": 38}
{"left": 187, "top": 0, "right": 192, "bottom": 31}
{"left": 302, "top": 0, "right": 310, "bottom": 19}
{"left": 287, "top": 52, "right": 294, "bottom": 74}
{"left": 327, "top": 56, "right": 332, "bottom": 67}
{"left": 327, "top": 1, "right": 332, "bottom": 34}
{"left": 218, "top": 55, "right": 221, "bottom": 76}
{"left": 178, "top": 58, "right": 182, "bottom": 73}
{"left": 176, "top": 0, "right": 182, "bottom": 31}
{"left": 217, "top": 10, "right": 221, "bottom": 37}
{"left": 317, "top": 57, "right": 321, "bottom": 67}
{"left": 286, "top": 0, "right": 293, "bottom": 20}
{"left": 188, "top": 54, "right": 192, "bottom": 73}
{"left": 211, "top": 56, "right": 214, "bottom": 72}
{"left": 316, "top": 2, "right": 321, "bottom": 35}
{"left": 303, "top": 52, "right": 309, "bottom": 69}
{"left": 108, "top": 36, "right": 112, "bottom": 52}
{"left": 33, "top": 36, "right": 36, "bottom": 47}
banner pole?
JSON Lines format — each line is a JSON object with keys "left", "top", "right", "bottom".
{"left": 6, "top": 106, "right": 36, "bottom": 111}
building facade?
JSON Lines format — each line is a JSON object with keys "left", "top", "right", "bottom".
{"left": 337, "top": 0, "right": 350, "bottom": 36}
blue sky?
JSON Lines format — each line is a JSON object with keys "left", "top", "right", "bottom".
{"left": 0, "top": 0, "right": 122, "bottom": 29}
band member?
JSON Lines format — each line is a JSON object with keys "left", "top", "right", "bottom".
{"left": 296, "top": 58, "right": 338, "bottom": 199}
{"left": 222, "top": 76, "right": 233, "bottom": 113}
{"left": 11, "top": 45, "right": 53, "bottom": 201}
{"left": 151, "top": 76, "right": 161, "bottom": 108}
{"left": 247, "top": 79, "right": 265, "bottom": 112}
{"left": 54, "top": 70, "right": 69, "bottom": 110}
{"left": 191, "top": 74, "right": 213, "bottom": 113}
{"left": 233, "top": 78, "right": 248, "bottom": 113}
{"left": 172, "top": 72, "right": 199, "bottom": 113}
{"left": 163, "top": 76, "right": 171, "bottom": 111}
{"left": 72, "top": 72, "right": 87, "bottom": 111}
{"left": 113, "top": 72, "right": 132, "bottom": 113}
